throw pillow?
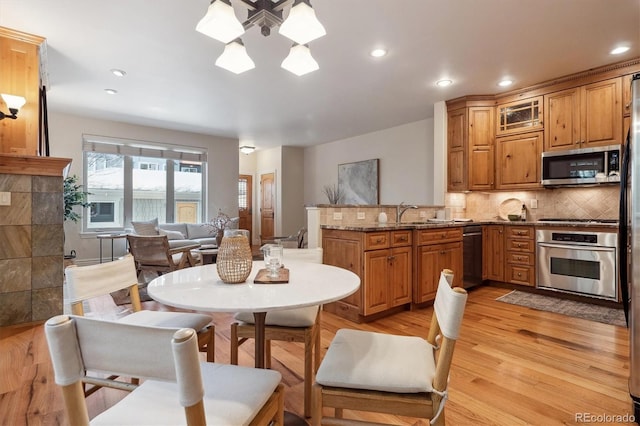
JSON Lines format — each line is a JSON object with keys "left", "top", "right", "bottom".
{"left": 159, "top": 229, "right": 185, "bottom": 240}
{"left": 187, "top": 223, "right": 216, "bottom": 239}
{"left": 131, "top": 218, "right": 159, "bottom": 235}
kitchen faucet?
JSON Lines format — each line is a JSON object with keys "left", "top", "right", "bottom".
{"left": 396, "top": 202, "right": 418, "bottom": 223}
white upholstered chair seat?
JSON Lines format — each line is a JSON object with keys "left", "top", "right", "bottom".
{"left": 118, "top": 310, "right": 212, "bottom": 331}
{"left": 315, "top": 328, "right": 435, "bottom": 393}
{"left": 91, "top": 362, "right": 281, "bottom": 426}
{"left": 234, "top": 305, "right": 319, "bottom": 327}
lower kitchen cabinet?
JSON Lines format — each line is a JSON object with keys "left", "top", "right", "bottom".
{"left": 414, "top": 227, "right": 463, "bottom": 304}
{"left": 322, "top": 228, "right": 412, "bottom": 322}
{"left": 483, "top": 224, "right": 536, "bottom": 286}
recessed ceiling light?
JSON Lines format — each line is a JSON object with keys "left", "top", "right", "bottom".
{"left": 370, "top": 48, "right": 387, "bottom": 58}
{"left": 436, "top": 79, "right": 453, "bottom": 87}
{"left": 498, "top": 79, "right": 513, "bottom": 87}
{"left": 110, "top": 69, "right": 126, "bottom": 77}
{"left": 610, "top": 46, "right": 630, "bottom": 55}
{"left": 104, "top": 89, "right": 118, "bottom": 95}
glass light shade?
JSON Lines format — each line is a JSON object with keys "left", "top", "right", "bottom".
{"left": 239, "top": 146, "right": 255, "bottom": 154}
{"left": 278, "top": 1, "right": 326, "bottom": 45}
{"left": 196, "top": 0, "right": 245, "bottom": 44}
{"left": 281, "top": 44, "right": 319, "bottom": 76}
{"left": 1, "top": 94, "right": 26, "bottom": 110}
{"left": 215, "top": 40, "right": 255, "bottom": 74}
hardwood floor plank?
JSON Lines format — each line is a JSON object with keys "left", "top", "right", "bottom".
{"left": 0, "top": 285, "right": 635, "bottom": 425}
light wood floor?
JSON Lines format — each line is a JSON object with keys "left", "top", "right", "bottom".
{"left": 0, "top": 285, "right": 634, "bottom": 425}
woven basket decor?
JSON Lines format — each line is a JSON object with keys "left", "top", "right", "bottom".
{"left": 216, "top": 229, "right": 252, "bottom": 283}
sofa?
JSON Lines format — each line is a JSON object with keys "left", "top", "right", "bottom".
{"left": 130, "top": 217, "right": 239, "bottom": 249}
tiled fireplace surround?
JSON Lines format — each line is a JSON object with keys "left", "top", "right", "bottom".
{"left": 317, "top": 186, "right": 620, "bottom": 225}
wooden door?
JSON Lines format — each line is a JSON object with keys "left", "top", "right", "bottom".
{"left": 582, "top": 77, "right": 622, "bottom": 148}
{"left": 364, "top": 250, "right": 390, "bottom": 315}
{"left": 389, "top": 246, "right": 412, "bottom": 307}
{"left": 260, "top": 172, "right": 275, "bottom": 243}
{"left": 483, "top": 225, "right": 504, "bottom": 281}
{"left": 495, "top": 131, "right": 543, "bottom": 189}
{"left": 468, "top": 106, "right": 495, "bottom": 190}
{"left": 545, "top": 87, "right": 581, "bottom": 151}
{"left": 238, "top": 174, "right": 252, "bottom": 242}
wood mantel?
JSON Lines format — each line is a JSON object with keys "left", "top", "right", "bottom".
{"left": 0, "top": 154, "right": 71, "bottom": 176}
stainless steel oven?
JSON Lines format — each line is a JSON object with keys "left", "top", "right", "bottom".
{"left": 536, "top": 228, "right": 617, "bottom": 300}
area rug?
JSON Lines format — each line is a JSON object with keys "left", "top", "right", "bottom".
{"left": 496, "top": 290, "right": 626, "bottom": 327}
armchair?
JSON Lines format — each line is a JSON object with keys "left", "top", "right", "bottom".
{"left": 126, "top": 234, "right": 200, "bottom": 279}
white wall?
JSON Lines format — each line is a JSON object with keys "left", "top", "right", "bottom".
{"left": 303, "top": 119, "right": 435, "bottom": 206}
{"left": 281, "top": 146, "right": 305, "bottom": 236}
{"left": 49, "top": 112, "right": 239, "bottom": 263}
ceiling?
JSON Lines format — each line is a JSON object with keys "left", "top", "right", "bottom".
{"left": 1, "top": 0, "right": 638, "bottom": 151}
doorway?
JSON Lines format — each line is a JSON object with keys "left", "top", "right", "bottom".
{"left": 260, "top": 172, "right": 275, "bottom": 244}
{"left": 238, "top": 174, "right": 253, "bottom": 243}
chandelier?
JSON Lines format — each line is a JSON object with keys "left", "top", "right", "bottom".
{"left": 196, "top": 0, "right": 326, "bottom": 75}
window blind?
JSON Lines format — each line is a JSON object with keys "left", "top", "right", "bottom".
{"left": 82, "top": 134, "right": 207, "bottom": 162}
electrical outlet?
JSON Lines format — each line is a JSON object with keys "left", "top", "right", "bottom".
{"left": 0, "top": 192, "right": 10, "bottom": 206}
{"left": 357, "top": 212, "right": 365, "bottom": 220}
{"left": 419, "top": 211, "right": 427, "bottom": 218}
{"left": 333, "top": 212, "right": 343, "bottom": 220}
{"left": 530, "top": 199, "right": 538, "bottom": 209}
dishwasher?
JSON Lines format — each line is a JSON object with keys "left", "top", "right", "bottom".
{"left": 462, "top": 225, "right": 483, "bottom": 289}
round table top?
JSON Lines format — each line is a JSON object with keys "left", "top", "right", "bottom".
{"left": 147, "top": 259, "right": 360, "bottom": 313}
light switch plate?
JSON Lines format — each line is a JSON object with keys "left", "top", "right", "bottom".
{"left": 0, "top": 192, "right": 10, "bottom": 206}
{"left": 357, "top": 212, "right": 365, "bottom": 220}
{"left": 333, "top": 212, "right": 343, "bottom": 220}
{"left": 530, "top": 199, "right": 538, "bottom": 209}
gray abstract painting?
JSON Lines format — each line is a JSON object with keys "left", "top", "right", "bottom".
{"left": 338, "top": 159, "right": 379, "bottom": 205}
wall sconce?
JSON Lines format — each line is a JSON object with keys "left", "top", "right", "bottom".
{"left": 0, "top": 94, "right": 26, "bottom": 120}
{"left": 240, "top": 145, "right": 255, "bottom": 155}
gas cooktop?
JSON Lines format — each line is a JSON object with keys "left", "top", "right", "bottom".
{"left": 538, "top": 218, "right": 619, "bottom": 224}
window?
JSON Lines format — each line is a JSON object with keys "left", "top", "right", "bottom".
{"left": 83, "top": 135, "right": 207, "bottom": 232}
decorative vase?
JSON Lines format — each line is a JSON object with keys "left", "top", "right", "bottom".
{"left": 216, "top": 229, "right": 253, "bottom": 283}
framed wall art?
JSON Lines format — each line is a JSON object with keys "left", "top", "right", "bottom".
{"left": 338, "top": 159, "right": 379, "bottom": 205}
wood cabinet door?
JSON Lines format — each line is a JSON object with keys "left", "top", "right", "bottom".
{"left": 495, "top": 131, "right": 543, "bottom": 189}
{"left": 582, "top": 77, "right": 622, "bottom": 148}
{"left": 545, "top": 87, "right": 581, "bottom": 151}
{"left": 322, "top": 234, "right": 362, "bottom": 310}
{"left": 447, "top": 108, "right": 467, "bottom": 191}
{"left": 363, "top": 250, "right": 390, "bottom": 315}
{"left": 389, "top": 246, "right": 412, "bottom": 307}
{"left": 482, "top": 225, "right": 504, "bottom": 281}
{"left": 469, "top": 147, "right": 494, "bottom": 190}
{"left": 415, "top": 242, "right": 462, "bottom": 303}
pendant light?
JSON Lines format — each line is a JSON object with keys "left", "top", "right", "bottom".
{"left": 281, "top": 44, "right": 319, "bottom": 76}
{"left": 215, "top": 39, "right": 255, "bottom": 74}
{"left": 278, "top": 0, "right": 326, "bottom": 45}
{"left": 196, "top": 0, "right": 245, "bottom": 44}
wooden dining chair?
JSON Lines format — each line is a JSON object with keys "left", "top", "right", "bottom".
{"left": 312, "top": 269, "right": 468, "bottom": 426}
{"left": 126, "top": 234, "right": 200, "bottom": 280}
{"left": 230, "top": 247, "right": 323, "bottom": 418}
{"left": 64, "top": 254, "right": 215, "bottom": 396}
{"left": 45, "top": 315, "right": 285, "bottom": 426}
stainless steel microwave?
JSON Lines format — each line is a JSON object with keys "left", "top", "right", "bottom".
{"left": 541, "top": 145, "right": 621, "bottom": 186}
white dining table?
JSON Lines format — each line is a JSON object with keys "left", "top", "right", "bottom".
{"left": 147, "top": 259, "right": 360, "bottom": 369}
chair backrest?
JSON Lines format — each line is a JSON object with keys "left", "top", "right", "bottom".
{"left": 127, "top": 234, "right": 173, "bottom": 267}
{"left": 65, "top": 254, "right": 142, "bottom": 314}
{"left": 430, "top": 270, "right": 468, "bottom": 394}
{"left": 44, "top": 315, "right": 205, "bottom": 425}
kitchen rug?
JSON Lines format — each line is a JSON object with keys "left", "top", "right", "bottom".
{"left": 496, "top": 290, "right": 626, "bottom": 327}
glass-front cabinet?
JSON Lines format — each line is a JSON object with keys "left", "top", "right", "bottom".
{"left": 496, "top": 96, "right": 544, "bottom": 136}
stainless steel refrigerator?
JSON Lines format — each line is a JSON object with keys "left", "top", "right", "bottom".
{"left": 620, "top": 73, "right": 640, "bottom": 420}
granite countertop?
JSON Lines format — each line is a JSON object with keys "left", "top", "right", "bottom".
{"left": 321, "top": 220, "right": 619, "bottom": 231}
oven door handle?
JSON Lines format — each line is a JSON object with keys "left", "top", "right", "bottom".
{"left": 537, "top": 242, "right": 615, "bottom": 252}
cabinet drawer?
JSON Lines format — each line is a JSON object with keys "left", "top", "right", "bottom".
{"left": 505, "top": 264, "right": 535, "bottom": 286}
{"left": 506, "top": 238, "right": 535, "bottom": 252}
{"left": 391, "top": 230, "right": 412, "bottom": 247}
{"left": 416, "top": 228, "right": 463, "bottom": 245}
{"left": 506, "top": 252, "right": 535, "bottom": 266}
{"left": 365, "top": 232, "right": 389, "bottom": 250}
{"left": 507, "top": 226, "right": 534, "bottom": 239}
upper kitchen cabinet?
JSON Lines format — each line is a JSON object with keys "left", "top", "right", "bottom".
{"left": 495, "top": 131, "right": 543, "bottom": 190}
{"left": 0, "top": 27, "right": 46, "bottom": 157}
{"left": 544, "top": 78, "right": 622, "bottom": 151}
{"left": 496, "top": 96, "right": 543, "bottom": 137}
{"left": 447, "top": 99, "right": 495, "bottom": 192}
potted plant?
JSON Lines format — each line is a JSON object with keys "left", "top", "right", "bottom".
{"left": 63, "top": 175, "right": 91, "bottom": 222}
